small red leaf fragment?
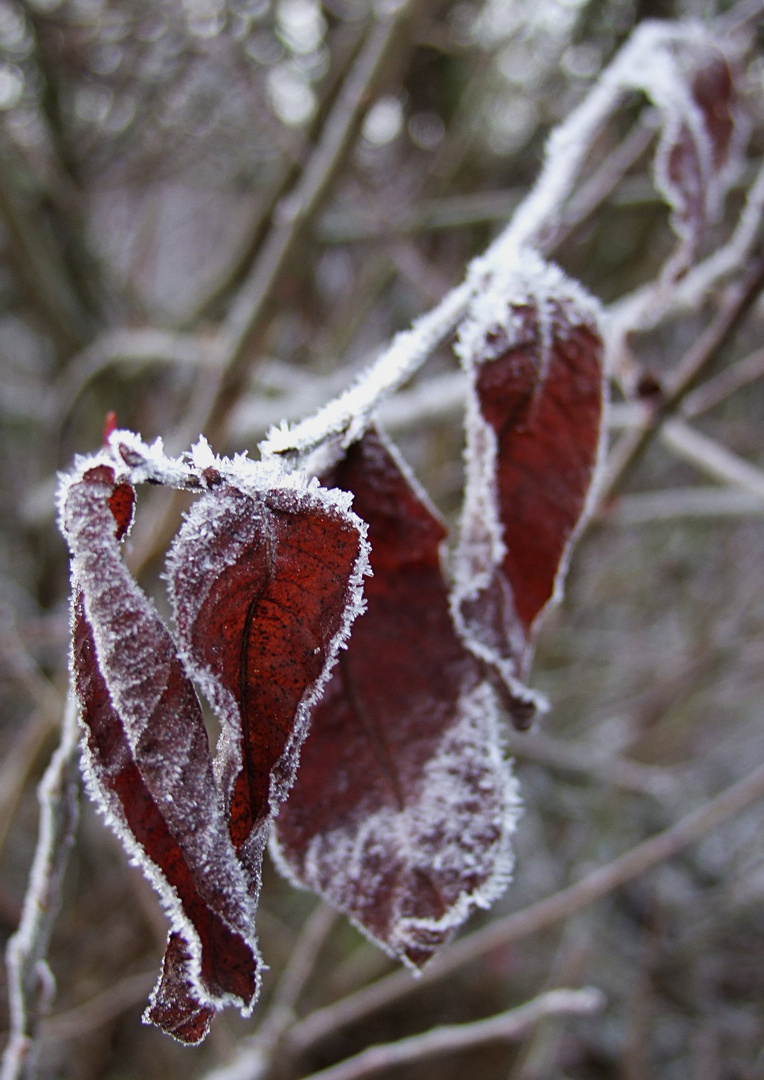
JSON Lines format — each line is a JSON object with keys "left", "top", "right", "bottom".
{"left": 145, "top": 934, "right": 215, "bottom": 1045}
{"left": 647, "top": 33, "right": 738, "bottom": 262}
{"left": 689, "top": 52, "right": 735, "bottom": 173}
{"left": 104, "top": 410, "right": 118, "bottom": 444}
{"left": 273, "top": 430, "right": 520, "bottom": 967}
{"left": 168, "top": 482, "right": 367, "bottom": 893}
{"left": 108, "top": 483, "right": 135, "bottom": 540}
{"left": 453, "top": 259, "right": 605, "bottom": 724}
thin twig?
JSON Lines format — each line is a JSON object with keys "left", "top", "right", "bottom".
{"left": 684, "top": 346, "right": 764, "bottom": 417}
{"left": 659, "top": 420, "right": 764, "bottom": 502}
{"left": 53, "top": 328, "right": 216, "bottom": 426}
{"left": 286, "top": 759, "right": 764, "bottom": 1055}
{"left": 203, "top": 0, "right": 427, "bottom": 447}
{"left": 602, "top": 486, "right": 764, "bottom": 525}
{"left": 544, "top": 114, "right": 657, "bottom": 252}
{"left": 508, "top": 917, "right": 595, "bottom": 1080}
{"left": 0, "top": 711, "right": 57, "bottom": 861}
{"left": 1, "top": 693, "right": 80, "bottom": 1080}
{"left": 0, "top": 140, "right": 90, "bottom": 352}
{"left": 314, "top": 173, "right": 672, "bottom": 245}
{"left": 510, "top": 731, "right": 677, "bottom": 801}
{"left": 254, "top": 904, "right": 338, "bottom": 1053}
{"left": 40, "top": 971, "right": 157, "bottom": 1043}
{"left": 296, "top": 988, "right": 605, "bottom": 1080}
{"left": 200, "top": 906, "right": 339, "bottom": 1080}
{"left": 599, "top": 251, "right": 764, "bottom": 503}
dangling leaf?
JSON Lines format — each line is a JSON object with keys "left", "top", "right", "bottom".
{"left": 60, "top": 460, "right": 260, "bottom": 1044}
{"left": 452, "top": 256, "right": 605, "bottom": 728}
{"left": 167, "top": 481, "right": 369, "bottom": 893}
{"left": 273, "top": 429, "right": 521, "bottom": 967}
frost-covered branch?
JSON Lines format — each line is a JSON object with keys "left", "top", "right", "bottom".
{"left": 601, "top": 250, "right": 764, "bottom": 501}
{"left": 202, "top": 0, "right": 427, "bottom": 446}
{"left": 1, "top": 694, "right": 80, "bottom": 1080}
{"left": 262, "top": 17, "right": 742, "bottom": 466}
{"left": 297, "top": 988, "right": 605, "bottom": 1080}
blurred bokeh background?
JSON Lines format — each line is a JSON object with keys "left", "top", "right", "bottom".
{"left": 1, "top": 0, "right": 763, "bottom": 1076}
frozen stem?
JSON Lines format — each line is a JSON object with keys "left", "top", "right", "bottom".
{"left": 1, "top": 693, "right": 80, "bottom": 1080}
{"left": 298, "top": 988, "right": 605, "bottom": 1080}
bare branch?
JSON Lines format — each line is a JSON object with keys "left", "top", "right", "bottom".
{"left": 296, "top": 989, "right": 604, "bottom": 1080}
{"left": 510, "top": 731, "right": 677, "bottom": 801}
{"left": 41, "top": 971, "right": 156, "bottom": 1044}
{"left": 258, "top": 904, "right": 337, "bottom": 1038}
{"left": 602, "top": 487, "right": 764, "bottom": 525}
{"left": 53, "top": 328, "right": 217, "bottom": 426}
{"left": 203, "top": 0, "right": 429, "bottom": 446}
{"left": 287, "top": 758, "right": 764, "bottom": 1055}
{"left": 0, "top": 137, "right": 91, "bottom": 352}
{"left": 684, "top": 346, "right": 764, "bottom": 417}
{"left": 599, "top": 251, "right": 764, "bottom": 502}
{"left": 659, "top": 420, "right": 764, "bottom": 502}
{"left": 0, "top": 711, "right": 56, "bottom": 862}
{"left": 1, "top": 694, "right": 80, "bottom": 1080}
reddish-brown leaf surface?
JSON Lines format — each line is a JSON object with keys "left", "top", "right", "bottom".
{"left": 273, "top": 430, "right": 520, "bottom": 967}
{"left": 656, "top": 38, "right": 737, "bottom": 257}
{"left": 167, "top": 483, "right": 367, "bottom": 888}
{"left": 453, "top": 269, "right": 604, "bottom": 726}
{"left": 61, "top": 464, "right": 260, "bottom": 1043}
{"left": 688, "top": 51, "right": 735, "bottom": 172}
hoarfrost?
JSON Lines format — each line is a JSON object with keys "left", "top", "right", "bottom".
{"left": 272, "top": 429, "right": 522, "bottom": 965}
{"left": 59, "top": 461, "right": 261, "bottom": 1041}
{"left": 452, "top": 257, "right": 605, "bottom": 727}
{"left": 272, "top": 680, "right": 521, "bottom": 966}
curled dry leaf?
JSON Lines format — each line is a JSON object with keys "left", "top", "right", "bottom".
{"left": 167, "top": 481, "right": 370, "bottom": 893}
{"left": 58, "top": 434, "right": 369, "bottom": 1042}
{"left": 60, "top": 461, "right": 260, "bottom": 1043}
{"left": 273, "top": 428, "right": 521, "bottom": 967}
{"left": 630, "top": 24, "right": 738, "bottom": 271}
{"left": 452, "top": 255, "right": 605, "bottom": 729}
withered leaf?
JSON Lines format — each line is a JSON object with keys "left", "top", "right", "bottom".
{"left": 273, "top": 429, "right": 520, "bottom": 967}
{"left": 167, "top": 482, "right": 368, "bottom": 893}
{"left": 61, "top": 462, "right": 260, "bottom": 1044}
{"left": 452, "top": 259, "right": 605, "bottom": 727}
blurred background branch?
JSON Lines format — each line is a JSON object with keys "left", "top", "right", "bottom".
{"left": 1, "top": 0, "right": 763, "bottom": 1078}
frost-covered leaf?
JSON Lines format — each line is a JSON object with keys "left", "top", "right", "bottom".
{"left": 167, "top": 481, "right": 369, "bottom": 894}
{"left": 60, "top": 461, "right": 260, "bottom": 1044}
{"left": 627, "top": 24, "right": 739, "bottom": 269}
{"left": 272, "top": 429, "right": 521, "bottom": 967}
{"left": 452, "top": 256, "right": 605, "bottom": 728}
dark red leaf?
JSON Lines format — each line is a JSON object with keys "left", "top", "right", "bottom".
{"left": 650, "top": 35, "right": 738, "bottom": 259}
{"left": 61, "top": 463, "right": 260, "bottom": 1043}
{"left": 144, "top": 934, "right": 215, "bottom": 1044}
{"left": 689, "top": 52, "right": 735, "bottom": 172}
{"left": 273, "top": 430, "right": 520, "bottom": 967}
{"left": 452, "top": 263, "right": 605, "bottom": 726}
{"left": 167, "top": 482, "right": 367, "bottom": 892}
{"left": 103, "top": 410, "right": 118, "bottom": 445}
